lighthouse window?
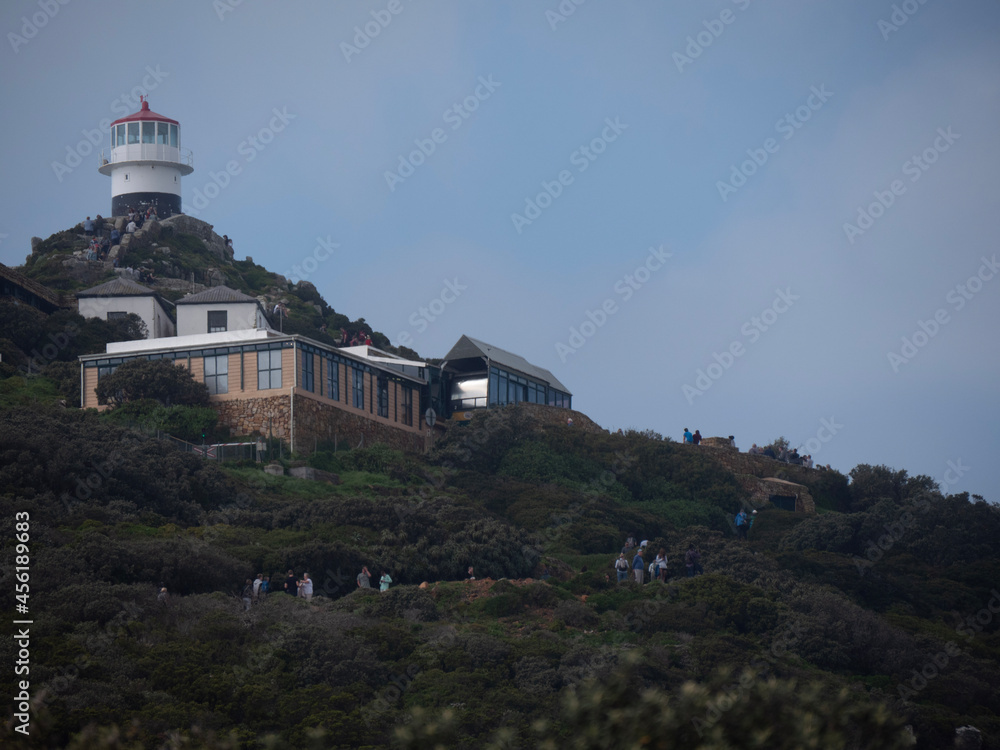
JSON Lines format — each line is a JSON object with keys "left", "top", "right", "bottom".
{"left": 157, "top": 122, "right": 169, "bottom": 145}
{"left": 115, "top": 125, "right": 124, "bottom": 147}
{"left": 169, "top": 124, "right": 178, "bottom": 147}
{"left": 142, "top": 122, "right": 154, "bottom": 143}
{"left": 127, "top": 123, "right": 139, "bottom": 144}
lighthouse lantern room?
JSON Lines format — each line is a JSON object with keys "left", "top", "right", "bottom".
{"left": 98, "top": 96, "right": 193, "bottom": 217}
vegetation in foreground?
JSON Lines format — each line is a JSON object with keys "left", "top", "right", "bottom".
{"left": 0, "top": 401, "right": 997, "bottom": 749}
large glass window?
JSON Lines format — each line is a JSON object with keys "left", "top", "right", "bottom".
{"left": 115, "top": 125, "right": 125, "bottom": 147}
{"left": 204, "top": 354, "right": 228, "bottom": 395}
{"left": 142, "top": 122, "right": 154, "bottom": 143}
{"left": 327, "top": 358, "right": 339, "bottom": 401}
{"left": 377, "top": 376, "right": 389, "bottom": 418}
{"left": 156, "top": 122, "right": 169, "bottom": 144}
{"left": 301, "top": 351, "right": 314, "bottom": 392}
{"left": 352, "top": 367, "right": 365, "bottom": 409}
{"left": 207, "top": 311, "right": 227, "bottom": 333}
{"left": 169, "top": 123, "right": 178, "bottom": 147}
{"left": 127, "top": 122, "right": 139, "bottom": 144}
{"left": 258, "top": 350, "right": 282, "bottom": 390}
{"left": 401, "top": 387, "right": 413, "bottom": 426}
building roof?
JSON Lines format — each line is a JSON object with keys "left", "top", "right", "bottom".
{"left": 175, "top": 285, "right": 258, "bottom": 305}
{"left": 76, "top": 277, "right": 158, "bottom": 298}
{"left": 110, "top": 99, "right": 179, "bottom": 127}
{"left": 442, "top": 335, "right": 571, "bottom": 394}
{"left": 0, "top": 262, "right": 67, "bottom": 310}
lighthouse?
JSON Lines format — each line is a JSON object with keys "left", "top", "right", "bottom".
{"left": 98, "top": 97, "right": 193, "bottom": 217}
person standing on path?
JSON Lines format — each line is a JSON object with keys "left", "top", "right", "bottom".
{"left": 632, "top": 548, "right": 645, "bottom": 585}
{"left": 357, "top": 566, "right": 372, "bottom": 589}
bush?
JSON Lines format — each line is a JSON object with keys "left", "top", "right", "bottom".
{"left": 96, "top": 358, "right": 209, "bottom": 407}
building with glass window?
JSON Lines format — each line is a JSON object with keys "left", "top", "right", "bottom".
{"left": 98, "top": 97, "right": 193, "bottom": 217}
{"left": 79, "top": 330, "right": 429, "bottom": 452}
{"left": 76, "top": 277, "right": 175, "bottom": 339}
{"left": 174, "top": 285, "right": 270, "bottom": 336}
{"left": 441, "top": 335, "right": 571, "bottom": 420}
{"left": 78, "top": 330, "right": 571, "bottom": 452}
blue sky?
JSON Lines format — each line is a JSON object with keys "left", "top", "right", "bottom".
{"left": 1, "top": 0, "right": 998, "bottom": 502}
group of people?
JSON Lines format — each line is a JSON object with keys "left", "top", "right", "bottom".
{"left": 614, "top": 536, "right": 705, "bottom": 583}
{"left": 682, "top": 428, "right": 702, "bottom": 445}
{"left": 747, "top": 443, "right": 817, "bottom": 468}
{"left": 126, "top": 205, "right": 160, "bottom": 224}
{"left": 343, "top": 329, "right": 373, "bottom": 347}
{"left": 682, "top": 425, "right": 832, "bottom": 472}
{"left": 355, "top": 566, "right": 393, "bottom": 591}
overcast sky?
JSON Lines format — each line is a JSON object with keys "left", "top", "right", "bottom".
{"left": 1, "top": 0, "right": 998, "bottom": 502}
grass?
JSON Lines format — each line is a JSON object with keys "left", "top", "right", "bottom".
{"left": 0, "top": 376, "right": 63, "bottom": 408}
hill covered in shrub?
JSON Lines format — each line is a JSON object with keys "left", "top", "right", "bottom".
{"left": 1, "top": 402, "right": 998, "bottom": 748}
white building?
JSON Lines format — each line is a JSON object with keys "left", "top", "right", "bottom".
{"left": 98, "top": 96, "right": 193, "bottom": 217}
{"left": 76, "top": 277, "right": 175, "bottom": 339}
{"left": 175, "top": 285, "right": 272, "bottom": 337}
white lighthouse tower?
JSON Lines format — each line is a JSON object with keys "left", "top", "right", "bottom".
{"left": 98, "top": 96, "right": 193, "bottom": 217}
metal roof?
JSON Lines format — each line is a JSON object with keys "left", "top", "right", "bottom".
{"left": 110, "top": 99, "right": 179, "bottom": 127}
{"left": 175, "top": 285, "right": 258, "bottom": 305}
{"left": 77, "top": 277, "right": 157, "bottom": 298}
{"left": 442, "top": 335, "right": 571, "bottom": 394}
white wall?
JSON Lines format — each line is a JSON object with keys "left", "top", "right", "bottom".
{"left": 77, "top": 296, "right": 174, "bottom": 340}
{"left": 110, "top": 164, "right": 182, "bottom": 196}
{"left": 176, "top": 301, "right": 267, "bottom": 337}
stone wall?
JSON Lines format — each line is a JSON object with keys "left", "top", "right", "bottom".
{"left": 212, "top": 393, "right": 423, "bottom": 454}
{"left": 292, "top": 394, "right": 424, "bottom": 453}
{"left": 213, "top": 395, "right": 290, "bottom": 439}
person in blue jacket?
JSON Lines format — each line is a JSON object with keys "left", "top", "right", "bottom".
{"left": 632, "top": 548, "right": 645, "bottom": 584}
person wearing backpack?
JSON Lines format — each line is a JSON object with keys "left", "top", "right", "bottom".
{"left": 614, "top": 553, "right": 629, "bottom": 582}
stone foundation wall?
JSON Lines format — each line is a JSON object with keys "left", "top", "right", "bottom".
{"left": 292, "top": 394, "right": 424, "bottom": 453}
{"left": 212, "top": 393, "right": 424, "bottom": 454}
{"left": 214, "top": 395, "right": 290, "bottom": 439}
